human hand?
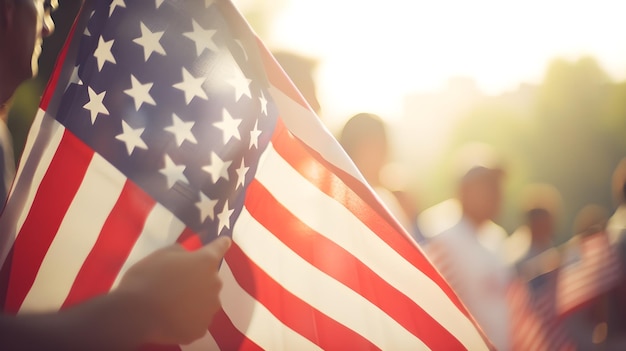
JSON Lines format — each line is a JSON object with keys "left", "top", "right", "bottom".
{"left": 115, "top": 236, "right": 232, "bottom": 345}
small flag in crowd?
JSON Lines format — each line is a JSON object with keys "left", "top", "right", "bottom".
{"left": 0, "top": 0, "right": 491, "bottom": 349}
{"left": 556, "top": 231, "right": 622, "bottom": 317}
{"left": 508, "top": 277, "right": 574, "bottom": 351}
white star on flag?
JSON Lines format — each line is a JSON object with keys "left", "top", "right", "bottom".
{"left": 115, "top": 120, "right": 147, "bottom": 155}
{"left": 202, "top": 152, "right": 232, "bottom": 183}
{"left": 217, "top": 200, "right": 234, "bottom": 234}
{"left": 249, "top": 120, "right": 261, "bottom": 149}
{"left": 93, "top": 36, "right": 116, "bottom": 71}
{"left": 155, "top": 0, "right": 165, "bottom": 8}
{"left": 83, "top": 86, "right": 109, "bottom": 124}
{"left": 173, "top": 67, "right": 208, "bottom": 104}
{"left": 183, "top": 19, "right": 218, "bottom": 57}
{"left": 165, "top": 114, "right": 197, "bottom": 147}
{"left": 133, "top": 22, "right": 166, "bottom": 61}
{"left": 235, "top": 159, "right": 249, "bottom": 189}
{"left": 196, "top": 192, "right": 218, "bottom": 222}
{"left": 214, "top": 108, "right": 241, "bottom": 145}
{"left": 124, "top": 75, "right": 156, "bottom": 111}
{"left": 109, "top": 0, "right": 125, "bottom": 17}
{"left": 159, "top": 155, "right": 189, "bottom": 189}
{"left": 259, "top": 90, "right": 268, "bottom": 115}
{"left": 226, "top": 65, "right": 252, "bottom": 101}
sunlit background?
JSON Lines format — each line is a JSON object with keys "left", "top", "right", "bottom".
{"left": 11, "top": 0, "right": 626, "bottom": 243}
{"left": 232, "top": 0, "right": 626, "bottom": 241}
{"left": 236, "top": 0, "right": 626, "bottom": 121}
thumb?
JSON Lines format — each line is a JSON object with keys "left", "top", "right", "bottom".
{"left": 198, "top": 236, "right": 232, "bottom": 261}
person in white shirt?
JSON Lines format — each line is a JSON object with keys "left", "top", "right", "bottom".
{"left": 423, "top": 143, "right": 513, "bottom": 350}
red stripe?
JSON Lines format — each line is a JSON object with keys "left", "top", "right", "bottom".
{"left": 209, "top": 308, "right": 263, "bottom": 351}
{"left": 180, "top": 233, "right": 203, "bottom": 251}
{"left": 40, "top": 3, "right": 84, "bottom": 109}
{"left": 225, "top": 242, "right": 378, "bottom": 350}
{"left": 176, "top": 227, "right": 204, "bottom": 251}
{"left": 175, "top": 227, "right": 197, "bottom": 244}
{"left": 246, "top": 179, "right": 465, "bottom": 349}
{"left": 62, "top": 180, "right": 155, "bottom": 308}
{"left": 270, "top": 119, "right": 404, "bottom": 234}
{"left": 269, "top": 120, "right": 471, "bottom": 319}
{"left": 4, "top": 131, "right": 93, "bottom": 313}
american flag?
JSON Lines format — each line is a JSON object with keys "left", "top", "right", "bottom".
{"left": 0, "top": 0, "right": 490, "bottom": 349}
{"left": 508, "top": 277, "right": 574, "bottom": 351}
{"left": 556, "top": 231, "right": 622, "bottom": 318}
{"left": 508, "top": 278, "right": 552, "bottom": 351}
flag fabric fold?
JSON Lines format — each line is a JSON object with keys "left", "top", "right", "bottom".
{"left": 0, "top": 0, "right": 491, "bottom": 349}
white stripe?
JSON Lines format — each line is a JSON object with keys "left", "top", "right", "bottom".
{"left": 255, "top": 143, "right": 488, "bottom": 350}
{"left": 0, "top": 113, "right": 64, "bottom": 266}
{"left": 111, "top": 204, "right": 185, "bottom": 289}
{"left": 219, "top": 261, "right": 322, "bottom": 351}
{"left": 10, "top": 108, "right": 50, "bottom": 193}
{"left": 269, "top": 90, "right": 413, "bottom": 244}
{"left": 19, "top": 153, "right": 126, "bottom": 313}
{"left": 233, "top": 208, "right": 429, "bottom": 350}
{"left": 15, "top": 115, "right": 65, "bottom": 233}
{"left": 268, "top": 86, "right": 365, "bottom": 184}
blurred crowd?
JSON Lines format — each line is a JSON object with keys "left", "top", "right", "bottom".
{"left": 277, "top": 50, "right": 626, "bottom": 350}
{"left": 340, "top": 113, "right": 626, "bottom": 351}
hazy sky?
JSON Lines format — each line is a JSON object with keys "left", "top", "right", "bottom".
{"left": 239, "top": 0, "right": 626, "bottom": 123}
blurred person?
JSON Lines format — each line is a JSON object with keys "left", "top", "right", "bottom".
{"left": 509, "top": 183, "right": 573, "bottom": 349}
{"left": 0, "top": 0, "right": 231, "bottom": 348}
{"left": 338, "top": 112, "right": 421, "bottom": 241}
{"left": 513, "top": 183, "right": 563, "bottom": 286}
{"left": 422, "top": 142, "right": 513, "bottom": 350}
{"left": 272, "top": 50, "right": 321, "bottom": 116}
{"left": 558, "top": 204, "right": 626, "bottom": 351}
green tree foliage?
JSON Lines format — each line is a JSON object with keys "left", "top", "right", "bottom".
{"left": 601, "top": 81, "right": 626, "bottom": 151}
{"left": 530, "top": 57, "right": 619, "bottom": 240}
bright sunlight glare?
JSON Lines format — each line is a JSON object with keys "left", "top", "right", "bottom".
{"left": 244, "top": 0, "right": 626, "bottom": 125}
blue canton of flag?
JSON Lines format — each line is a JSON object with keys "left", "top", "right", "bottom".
{"left": 59, "top": 0, "right": 276, "bottom": 240}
